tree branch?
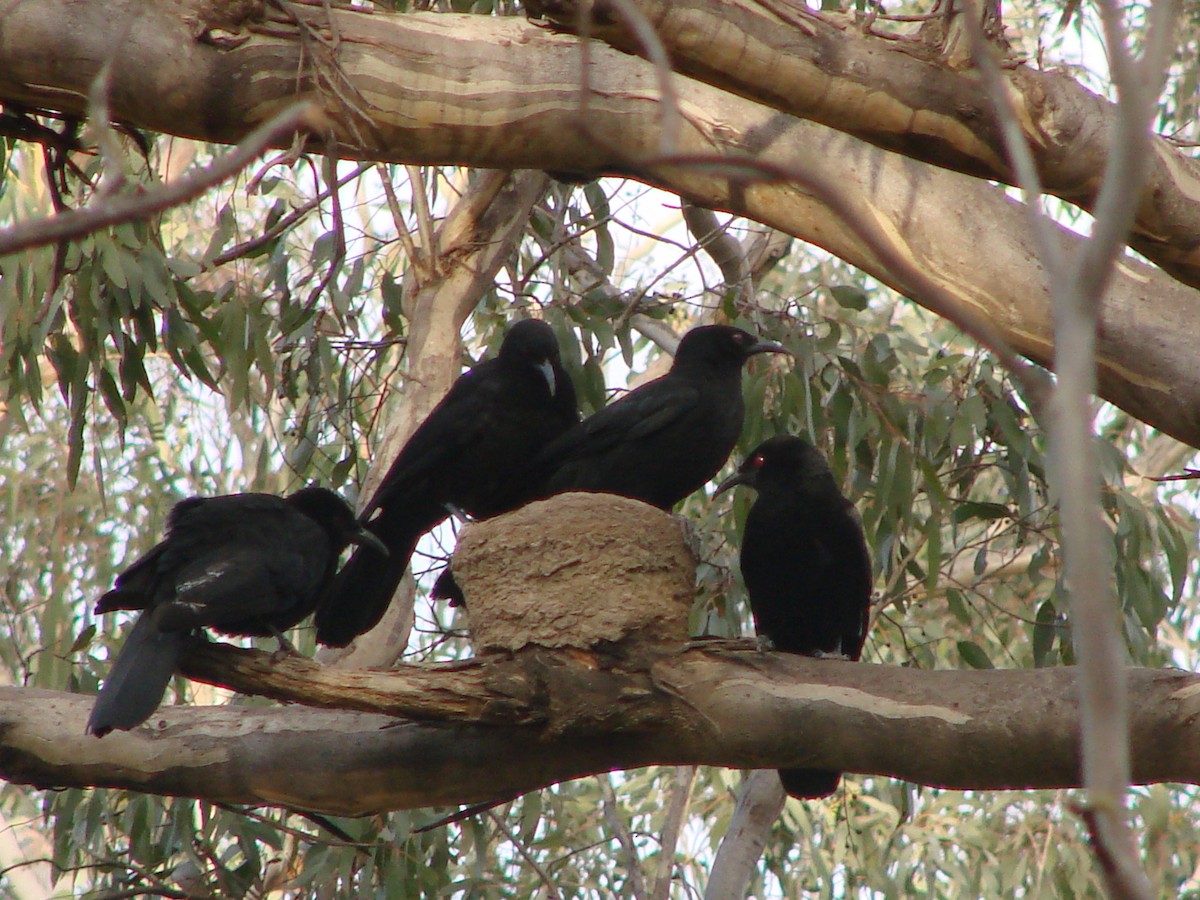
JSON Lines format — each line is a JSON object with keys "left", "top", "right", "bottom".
{"left": 528, "top": 0, "right": 1200, "bottom": 291}
{"left": 959, "top": 0, "right": 1176, "bottom": 892}
{"left": 704, "top": 771, "right": 785, "bottom": 900}
{"left": 3, "top": 2, "right": 1199, "bottom": 447}
{"left": 2, "top": 648, "right": 1194, "bottom": 817}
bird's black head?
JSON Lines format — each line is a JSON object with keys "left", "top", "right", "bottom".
{"left": 499, "top": 318, "right": 565, "bottom": 396}
{"left": 286, "top": 486, "right": 388, "bottom": 555}
{"left": 673, "top": 325, "right": 788, "bottom": 371}
{"left": 716, "top": 435, "right": 832, "bottom": 495}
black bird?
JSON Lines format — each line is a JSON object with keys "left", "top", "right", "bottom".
{"left": 536, "top": 325, "right": 787, "bottom": 510}
{"left": 316, "top": 318, "right": 579, "bottom": 646}
{"left": 87, "top": 487, "right": 385, "bottom": 737}
{"left": 717, "top": 435, "right": 873, "bottom": 799}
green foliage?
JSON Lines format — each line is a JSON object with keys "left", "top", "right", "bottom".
{"left": 0, "top": 118, "right": 1197, "bottom": 898}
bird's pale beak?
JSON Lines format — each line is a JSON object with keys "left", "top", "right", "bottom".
{"left": 537, "top": 359, "right": 557, "bottom": 396}
{"left": 353, "top": 526, "right": 390, "bottom": 556}
{"left": 748, "top": 340, "right": 791, "bottom": 357}
{"left": 715, "top": 471, "right": 752, "bottom": 497}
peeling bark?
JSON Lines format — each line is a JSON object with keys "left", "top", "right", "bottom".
{"left": 2, "top": 2, "right": 1199, "bottom": 447}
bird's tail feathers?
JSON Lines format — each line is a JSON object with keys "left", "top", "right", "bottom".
{"left": 86, "top": 614, "right": 185, "bottom": 737}
{"left": 315, "top": 529, "right": 421, "bottom": 647}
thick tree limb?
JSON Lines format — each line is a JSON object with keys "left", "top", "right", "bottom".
{"left": 704, "top": 771, "right": 785, "bottom": 900}
{"left": 3, "top": 649, "right": 1196, "bottom": 816}
{"left": 527, "top": 0, "right": 1200, "bottom": 292}
{"left": 3, "top": 3, "right": 1200, "bottom": 448}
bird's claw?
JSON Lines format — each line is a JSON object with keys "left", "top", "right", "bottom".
{"left": 268, "top": 627, "right": 300, "bottom": 659}
{"left": 805, "top": 648, "right": 851, "bottom": 661}
{"left": 444, "top": 503, "right": 474, "bottom": 525}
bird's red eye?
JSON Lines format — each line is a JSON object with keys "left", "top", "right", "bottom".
{"left": 752, "top": 454, "right": 765, "bottom": 468}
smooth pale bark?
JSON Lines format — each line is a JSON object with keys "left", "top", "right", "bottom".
{"left": 322, "top": 170, "right": 551, "bottom": 669}
{"left": 3, "top": 654, "right": 1197, "bottom": 815}
{"left": 2, "top": 3, "right": 1199, "bottom": 447}
{"left": 704, "top": 771, "right": 786, "bottom": 900}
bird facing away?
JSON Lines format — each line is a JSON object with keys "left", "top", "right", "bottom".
{"left": 717, "top": 435, "right": 873, "bottom": 799}
{"left": 535, "top": 325, "right": 788, "bottom": 510}
{"left": 315, "top": 318, "right": 579, "bottom": 647}
{"left": 87, "top": 487, "right": 386, "bottom": 737}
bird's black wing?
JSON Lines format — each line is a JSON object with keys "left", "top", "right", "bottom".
{"left": 93, "top": 497, "right": 215, "bottom": 614}
{"left": 321, "top": 327, "right": 578, "bottom": 646}
{"left": 316, "top": 364, "right": 513, "bottom": 647}
{"left": 363, "top": 361, "right": 508, "bottom": 517}
{"left": 539, "top": 375, "right": 701, "bottom": 467}
{"left": 151, "top": 545, "right": 316, "bottom": 636}
{"left": 88, "top": 493, "right": 339, "bottom": 736}
{"left": 93, "top": 545, "right": 166, "bottom": 614}
{"left": 98, "top": 494, "right": 331, "bottom": 635}
{"left": 156, "top": 499, "right": 332, "bottom": 637}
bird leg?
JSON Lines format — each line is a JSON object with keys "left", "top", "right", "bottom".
{"left": 266, "top": 625, "right": 300, "bottom": 659}
{"left": 803, "top": 648, "right": 852, "bottom": 661}
{"left": 443, "top": 503, "right": 475, "bottom": 525}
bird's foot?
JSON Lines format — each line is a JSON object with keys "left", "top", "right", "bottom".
{"left": 756, "top": 635, "right": 777, "bottom": 652}
{"left": 268, "top": 626, "right": 300, "bottom": 659}
{"left": 804, "top": 648, "right": 851, "bottom": 661}
{"left": 444, "top": 503, "right": 475, "bottom": 525}
{"left": 431, "top": 567, "right": 466, "bottom": 608}
{"left": 683, "top": 636, "right": 757, "bottom": 651}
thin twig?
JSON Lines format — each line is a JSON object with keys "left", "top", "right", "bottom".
{"left": 557, "top": 238, "right": 682, "bottom": 352}
{"left": 0, "top": 103, "right": 329, "bottom": 257}
{"left": 413, "top": 793, "right": 522, "bottom": 833}
{"left": 375, "top": 165, "right": 428, "bottom": 281}
{"left": 961, "top": 0, "right": 1177, "bottom": 896}
{"left": 486, "top": 808, "right": 564, "bottom": 900}
{"left": 597, "top": 0, "right": 683, "bottom": 155}
{"left": 959, "top": 0, "right": 1065, "bottom": 274}
{"left": 599, "top": 774, "right": 649, "bottom": 899}
{"left": 85, "top": 59, "right": 125, "bottom": 197}
{"left": 406, "top": 164, "right": 437, "bottom": 268}
{"left": 302, "top": 149, "right": 347, "bottom": 309}
{"left": 681, "top": 203, "right": 753, "bottom": 309}
{"left": 209, "top": 162, "right": 371, "bottom": 269}
{"left": 651, "top": 766, "right": 696, "bottom": 900}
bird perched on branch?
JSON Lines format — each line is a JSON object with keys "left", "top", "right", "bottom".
{"left": 316, "top": 318, "right": 579, "bottom": 647}
{"left": 717, "top": 435, "right": 873, "bottom": 799}
{"left": 535, "top": 325, "right": 788, "bottom": 510}
{"left": 87, "top": 487, "right": 385, "bottom": 737}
